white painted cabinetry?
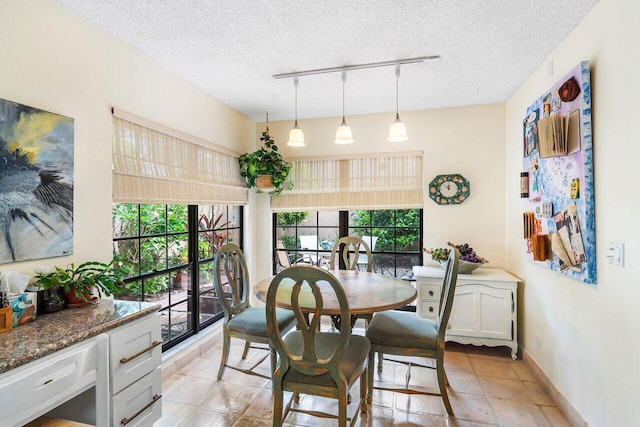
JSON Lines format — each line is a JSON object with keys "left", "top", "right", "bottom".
{"left": 413, "top": 266, "right": 520, "bottom": 359}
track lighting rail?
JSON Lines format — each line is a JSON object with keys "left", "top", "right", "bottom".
{"left": 273, "top": 55, "right": 440, "bottom": 79}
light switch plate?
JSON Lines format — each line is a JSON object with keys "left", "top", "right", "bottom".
{"left": 607, "top": 242, "right": 624, "bottom": 267}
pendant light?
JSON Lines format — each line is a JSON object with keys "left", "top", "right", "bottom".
{"left": 335, "top": 70, "right": 354, "bottom": 144}
{"left": 287, "top": 77, "right": 305, "bottom": 147}
{"left": 388, "top": 64, "right": 408, "bottom": 142}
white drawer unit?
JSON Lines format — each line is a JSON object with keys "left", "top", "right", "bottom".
{"left": 109, "top": 312, "right": 162, "bottom": 427}
{"left": 113, "top": 367, "right": 162, "bottom": 427}
{"left": 413, "top": 266, "right": 520, "bottom": 360}
{"left": 0, "top": 334, "right": 108, "bottom": 426}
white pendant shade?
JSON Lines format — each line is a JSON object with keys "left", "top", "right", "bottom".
{"left": 335, "top": 118, "right": 354, "bottom": 144}
{"left": 287, "top": 122, "right": 305, "bottom": 147}
{"left": 388, "top": 115, "right": 408, "bottom": 142}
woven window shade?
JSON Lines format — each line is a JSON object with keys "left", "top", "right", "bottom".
{"left": 112, "top": 113, "right": 248, "bottom": 205}
{"left": 271, "top": 152, "right": 423, "bottom": 211}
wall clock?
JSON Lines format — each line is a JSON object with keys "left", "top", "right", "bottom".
{"left": 429, "top": 174, "right": 470, "bottom": 205}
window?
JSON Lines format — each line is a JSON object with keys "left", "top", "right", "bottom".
{"left": 274, "top": 208, "right": 422, "bottom": 281}
{"left": 113, "top": 203, "right": 242, "bottom": 350}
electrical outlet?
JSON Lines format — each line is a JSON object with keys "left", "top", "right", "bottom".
{"left": 607, "top": 242, "right": 624, "bottom": 267}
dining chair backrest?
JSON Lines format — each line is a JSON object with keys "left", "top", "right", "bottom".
{"left": 214, "top": 242, "right": 251, "bottom": 322}
{"left": 437, "top": 248, "right": 460, "bottom": 339}
{"left": 266, "top": 265, "right": 352, "bottom": 377}
{"left": 329, "top": 236, "right": 372, "bottom": 272}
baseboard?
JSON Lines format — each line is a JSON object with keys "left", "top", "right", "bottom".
{"left": 523, "top": 350, "right": 589, "bottom": 427}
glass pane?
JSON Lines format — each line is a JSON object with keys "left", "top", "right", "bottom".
{"left": 168, "top": 234, "right": 189, "bottom": 268}
{"left": 229, "top": 206, "right": 241, "bottom": 227}
{"left": 396, "top": 209, "right": 420, "bottom": 227}
{"left": 318, "top": 211, "right": 339, "bottom": 227}
{"left": 140, "top": 236, "right": 167, "bottom": 274}
{"left": 371, "top": 228, "right": 393, "bottom": 252}
{"left": 199, "top": 290, "right": 222, "bottom": 323}
{"left": 171, "top": 268, "right": 191, "bottom": 294}
{"left": 371, "top": 210, "right": 395, "bottom": 227}
{"left": 198, "top": 231, "right": 214, "bottom": 261}
{"left": 227, "top": 228, "right": 240, "bottom": 246}
{"left": 349, "top": 210, "right": 371, "bottom": 228}
{"left": 161, "top": 301, "right": 191, "bottom": 343}
{"left": 300, "top": 211, "right": 318, "bottom": 227}
{"left": 198, "top": 205, "right": 213, "bottom": 230}
{"left": 112, "top": 203, "right": 139, "bottom": 238}
{"left": 276, "top": 228, "right": 297, "bottom": 249}
{"left": 167, "top": 204, "right": 188, "bottom": 232}
{"left": 277, "top": 211, "right": 311, "bottom": 226}
{"left": 318, "top": 228, "right": 339, "bottom": 250}
{"left": 396, "top": 227, "right": 420, "bottom": 251}
{"left": 113, "top": 238, "right": 139, "bottom": 278}
{"left": 119, "top": 279, "right": 142, "bottom": 300}
{"left": 142, "top": 274, "right": 169, "bottom": 302}
{"left": 199, "top": 260, "right": 214, "bottom": 286}
{"left": 140, "top": 204, "right": 166, "bottom": 235}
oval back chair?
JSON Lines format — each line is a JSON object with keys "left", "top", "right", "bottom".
{"left": 266, "top": 265, "right": 370, "bottom": 426}
{"left": 214, "top": 242, "right": 295, "bottom": 380}
{"left": 329, "top": 236, "right": 372, "bottom": 272}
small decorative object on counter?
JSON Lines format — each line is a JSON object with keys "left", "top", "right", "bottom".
{"left": 0, "top": 291, "right": 12, "bottom": 333}
{"left": 425, "top": 242, "right": 488, "bottom": 274}
{"left": 8, "top": 292, "right": 37, "bottom": 327}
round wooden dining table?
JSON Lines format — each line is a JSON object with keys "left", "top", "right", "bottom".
{"left": 254, "top": 269, "right": 417, "bottom": 316}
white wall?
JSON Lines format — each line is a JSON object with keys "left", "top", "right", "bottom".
{"left": 254, "top": 103, "right": 506, "bottom": 281}
{"left": 0, "top": 0, "right": 254, "bottom": 275}
{"left": 505, "top": 0, "right": 640, "bottom": 424}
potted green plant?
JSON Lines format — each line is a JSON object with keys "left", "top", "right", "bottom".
{"left": 238, "top": 131, "right": 293, "bottom": 196}
{"left": 35, "top": 260, "right": 125, "bottom": 307}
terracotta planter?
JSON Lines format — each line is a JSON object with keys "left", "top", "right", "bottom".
{"left": 65, "top": 286, "right": 97, "bottom": 308}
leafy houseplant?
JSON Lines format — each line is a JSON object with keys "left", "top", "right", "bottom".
{"left": 238, "top": 131, "right": 293, "bottom": 196}
{"left": 36, "top": 260, "right": 125, "bottom": 305}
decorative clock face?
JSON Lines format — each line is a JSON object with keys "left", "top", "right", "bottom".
{"left": 429, "top": 174, "right": 470, "bottom": 205}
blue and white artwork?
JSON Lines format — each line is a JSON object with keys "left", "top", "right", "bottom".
{"left": 0, "top": 98, "right": 74, "bottom": 264}
{"left": 522, "top": 61, "right": 595, "bottom": 285}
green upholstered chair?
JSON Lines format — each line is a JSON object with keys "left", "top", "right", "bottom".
{"left": 365, "top": 248, "right": 460, "bottom": 415}
{"left": 266, "top": 265, "right": 370, "bottom": 427}
{"left": 214, "top": 243, "right": 296, "bottom": 380}
{"left": 329, "top": 236, "right": 372, "bottom": 272}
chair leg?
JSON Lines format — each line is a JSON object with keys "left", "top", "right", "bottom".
{"left": 360, "top": 367, "right": 368, "bottom": 413}
{"left": 436, "top": 352, "right": 454, "bottom": 416}
{"left": 367, "top": 350, "right": 374, "bottom": 404}
{"left": 217, "top": 329, "right": 230, "bottom": 380}
{"left": 241, "top": 340, "right": 251, "bottom": 359}
{"left": 272, "top": 385, "right": 283, "bottom": 426}
{"left": 338, "top": 388, "right": 348, "bottom": 427}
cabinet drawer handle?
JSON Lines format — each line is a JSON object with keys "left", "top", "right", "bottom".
{"left": 429, "top": 306, "right": 434, "bottom": 312}
{"left": 120, "top": 340, "right": 162, "bottom": 364}
{"left": 428, "top": 290, "right": 434, "bottom": 296}
{"left": 43, "top": 379, "right": 53, "bottom": 385}
{"left": 121, "top": 393, "right": 161, "bottom": 425}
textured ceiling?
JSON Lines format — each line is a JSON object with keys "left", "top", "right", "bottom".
{"left": 55, "top": 0, "right": 598, "bottom": 122}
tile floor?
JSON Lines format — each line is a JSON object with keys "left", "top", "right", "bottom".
{"left": 159, "top": 328, "right": 571, "bottom": 427}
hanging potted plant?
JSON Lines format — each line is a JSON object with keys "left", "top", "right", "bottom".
{"left": 238, "top": 130, "right": 293, "bottom": 196}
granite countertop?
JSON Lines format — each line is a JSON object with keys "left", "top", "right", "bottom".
{"left": 0, "top": 299, "right": 160, "bottom": 374}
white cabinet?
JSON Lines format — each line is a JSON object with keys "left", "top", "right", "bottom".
{"left": 413, "top": 266, "right": 520, "bottom": 360}
{"left": 108, "top": 312, "right": 162, "bottom": 427}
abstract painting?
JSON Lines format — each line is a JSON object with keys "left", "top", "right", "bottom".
{"left": 0, "top": 98, "right": 74, "bottom": 264}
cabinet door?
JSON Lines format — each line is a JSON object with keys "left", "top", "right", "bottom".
{"left": 447, "top": 284, "right": 513, "bottom": 341}
{"left": 110, "top": 313, "right": 162, "bottom": 394}
{"left": 477, "top": 286, "right": 513, "bottom": 340}
{"left": 446, "top": 287, "right": 476, "bottom": 336}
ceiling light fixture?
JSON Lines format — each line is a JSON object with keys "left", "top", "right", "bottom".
{"left": 287, "top": 77, "right": 305, "bottom": 147}
{"left": 388, "top": 64, "right": 408, "bottom": 142}
{"left": 335, "top": 70, "right": 354, "bottom": 145}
